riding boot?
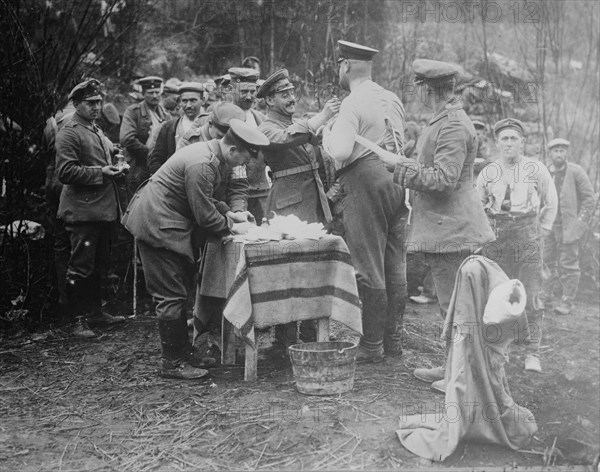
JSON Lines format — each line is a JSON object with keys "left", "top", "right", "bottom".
{"left": 356, "top": 282, "right": 386, "bottom": 363}
{"left": 157, "top": 318, "right": 209, "bottom": 379}
{"left": 384, "top": 283, "right": 406, "bottom": 356}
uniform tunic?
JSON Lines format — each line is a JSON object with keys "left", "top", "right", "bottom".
{"left": 259, "top": 109, "right": 329, "bottom": 223}
{"left": 323, "top": 80, "right": 407, "bottom": 290}
{"left": 122, "top": 141, "right": 239, "bottom": 321}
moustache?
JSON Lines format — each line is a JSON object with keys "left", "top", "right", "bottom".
{"left": 286, "top": 101, "right": 296, "bottom": 107}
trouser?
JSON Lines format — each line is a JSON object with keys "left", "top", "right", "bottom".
{"left": 337, "top": 156, "right": 407, "bottom": 348}
{"left": 423, "top": 249, "right": 473, "bottom": 319}
{"left": 137, "top": 240, "right": 194, "bottom": 321}
{"left": 65, "top": 222, "right": 113, "bottom": 318}
{"left": 483, "top": 216, "right": 544, "bottom": 353}
{"left": 543, "top": 225, "right": 580, "bottom": 304}
{"left": 247, "top": 194, "right": 268, "bottom": 225}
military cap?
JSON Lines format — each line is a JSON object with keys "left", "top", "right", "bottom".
{"left": 228, "top": 68, "right": 259, "bottom": 83}
{"left": 548, "top": 138, "right": 570, "bottom": 149}
{"left": 337, "top": 40, "right": 379, "bottom": 61}
{"left": 472, "top": 119, "right": 486, "bottom": 129}
{"left": 178, "top": 81, "right": 204, "bottom": 94}
{"left": 163, "top": 78, "right": 182, "bottom": 94}
{"left": 68, "top": 78, "right": 103, "bottom": 101}
{"left": 413, "top": 59, "right": 459, "bottom": 84}
{"left": 228, "top": 118, "right": 270, "bottom": 151}
{"left": 242, "top": 56, "right": 261, "bottom": 67}
{"left": 215, "top": 74, "right": 231, "bottom": 87}
{"left": 256, "top": 69, "right": 295, "bottom": 99}
{"left": 493, "top": 118, "right": 525, "bottom": 136}
{"left": 138, "top": 76, "right": 163, "bottom": 91}
{"left": 102, "top": 103, "right": 120, "bottom": 125}
{"left": 211, "top": 102, "right": 246, "bottom": 129}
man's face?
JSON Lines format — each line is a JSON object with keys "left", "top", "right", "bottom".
{"left": 180, "top": 91, "right": 203, "bottom": 119}
{"left": 476, "top": 127, "right": 487, "bottom": 141}
{"left": 267, "top": 89, "right": 296, "bottom": 117}
{"left": 75, "top": 99, "right": 102, "bottom": 121}
{"left": 225, "top": 145, "right": 255, "bottom": 167}
{"left": 496, "top": 129, "right": 524, "bottom": 163}
{"left": 233, "top": 83, "right": 257, "bottom": 110}
{"left": 208, "top": 123, "right": 226, "bottom": 140}
{"left": 143, "top": 88, "right": 162, "bottom": 107}
{"left": 550, "top": 145, "right": 568, "bottom": 167}
{"left": 338, "top": 59, "right": 350, "bottom": 91}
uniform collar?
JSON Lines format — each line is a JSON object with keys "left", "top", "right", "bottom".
{"left": 267, "top": 109, "right": 293, "bottom": 125}
{"left": 429, "top": 97, "right": 463, "bottom": 125}
{"left": 73, "top": 111, "right": 97, "bottom": 130}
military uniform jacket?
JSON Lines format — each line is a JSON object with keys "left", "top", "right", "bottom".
{"left": 120, "top": 101, "right": 167, "bottom": 166}
{"left": 394, "top": 99, "right": 494, "bottom": 252}
{"left": 121, "top": 140, "right": 239, "bottom": 262}
{"left": 549, "top": 161, "right": 596, "bottom": 244}
{"left": 244, "top": 108, "right": 271, "bottom": 197}
{"left": 259, "top": 110, "right": 327, "bottom": 223}
{"left": 55, "top": 113, "right": 119, "bottom": 223}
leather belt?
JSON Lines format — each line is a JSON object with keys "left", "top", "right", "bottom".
{"left": 490, "top": 212, "right": 537, "bottom": 222}
{"left": 272, "top": 163, "right": 318, "bottom": 180}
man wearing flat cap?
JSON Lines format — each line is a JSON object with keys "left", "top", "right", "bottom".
{"left": 122, "top": 120, "right": 268, "bottom": 380}
{"left": 148, "top": 82, "right": 205, "bottom": 175}
{"left": 477, "top": 118, "right": 558, "bottom": 373}
{"left": 542, "top": 138, "right": 595, "bottom": 316}
{"left": 120, "top": 76, "right": 167, "bottom": 197}
{"left": 55, "top": 79, "right": 126, "bottom": 338}
{"left": 384, "top": 59, "right": 495, "bottom": 392}
{"left": 322, "top": 40, "right": 408, "bottom": 363}
{"left": 256, "top": 68, "right": 340, "bottom": 346}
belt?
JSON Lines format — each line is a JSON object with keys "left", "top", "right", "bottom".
{"left": 490, "top": 212, "right": 537, "bottom": 222}
{"left": 272, "top": 163, "right": 318, "bottom": 179}
{"left": 272, "top": 162, "right": 332, "bottom": 223}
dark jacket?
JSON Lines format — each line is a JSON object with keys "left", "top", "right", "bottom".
{"left": 121, "top": 140, "right": 235, "bottom": 262}
{"left": 55, "top": 113, "right": 119, "bottom": 223}
{"left": 549, "top": 161, "right": 596, "bottom": 243}
{"left": 395, "top": 99, "right": 495, "bottom": 252}
{"left": 148, "top": 117, "right": 181, "bottom": 175}
{"left": 120, "top": 101, "right": 167, "bottom": 166}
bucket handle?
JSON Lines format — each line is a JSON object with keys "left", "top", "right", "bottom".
{"left": 337, "top": 343, "right": 358, "bottom": 355}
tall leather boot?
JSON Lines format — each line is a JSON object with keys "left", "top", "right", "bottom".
{"left": 157, "top": 318, "right": 209, "bottom": 379}
{"left": 66, "top": 278, "right": 97, "bottom": 339}
{"left": 356, "top": 282, "right": 387, "bottom": 363}
{"left": 384, "top": 283, "right": 407, "bottom": 356}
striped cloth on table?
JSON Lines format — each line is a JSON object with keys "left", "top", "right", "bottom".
{"left": 223, "top": 235, "right": 362, "bottom": 348}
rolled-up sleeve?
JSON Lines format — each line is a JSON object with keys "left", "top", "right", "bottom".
{"left": 538, "top": 164, "right": 558, "bottom": 231}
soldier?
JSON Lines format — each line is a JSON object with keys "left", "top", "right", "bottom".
{"left": 120, "top": 76, "right": 168, "bottom": 195}
{"left": 148, "top": 82, "right": 204, "bottom": 174}
{"left": 472, "top": 119, "right": 491, "bottom": 175}
{"left": 121, "top": 120, "right": 269, "bottom": 379}
{"left": 477, "top": 118, "right": 558, "bottom": 373}
{"left": 322, "top": 40, "right": 408, "bottom": 362}
{"left": 256, "top": 68, "right": 340, "bottom": 346}
{"left": 543, "top": 138, "right": 595, "bottom": 316}
{"left": 55, "top": 79, "right": 126, "bottom": 338}
{"left": 383, "top": 60, "right": 495, "bottom": 392}
{"left": 177, "top": 102, "right": 244, "bottom": 149}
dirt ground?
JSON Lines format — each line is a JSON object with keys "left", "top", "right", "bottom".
{"left": 1, "top": 294, "right": 599, "bottom": 471}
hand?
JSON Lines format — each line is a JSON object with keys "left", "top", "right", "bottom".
{"left": 102, "top": 165, "right": 123, "bottom": 179}
{"left": 231, "top": 221, "right": 255, "bottom": 235}
{"left": 321, "top": 98, "right": 341, "bottom": 120}
{"left": 227, "top": 211, "right": 255, "bottom": 224}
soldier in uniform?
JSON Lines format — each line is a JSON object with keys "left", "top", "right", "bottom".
{"left": 177, "top": 102, "right": 244, "bottom": 149}
{"left": 256, "top": 68, "right": 340, "bottom": 346}
{"left": 55, "top": 79, "right": 126, "bottom": 338}
{"left": 477, "top": 118, "right": 558, "bottom": 373}
{"left": 121, "top": 120, "right": 269, "bottom": 380}
{"left": 148, "top": 82, "right": 204, "bottom": 174}
{"left": 382, "top": 60, "right": 495, "bottom": 392}
{"left": 322, "top": 40, "right": 408, "bottom": 362}
{"left": 120, "top": 76, "right": 167, "bottom": 196}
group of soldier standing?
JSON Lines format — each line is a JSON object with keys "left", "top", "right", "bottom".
{"left": 48, "top": 40, "right": 596, "bottom": 384}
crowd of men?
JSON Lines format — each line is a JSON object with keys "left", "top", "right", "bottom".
{"left": 47, "top": 44, "right": 596, "bottom": 383}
